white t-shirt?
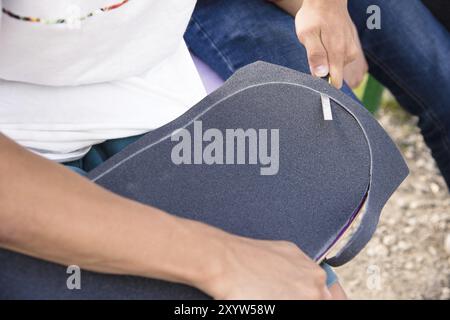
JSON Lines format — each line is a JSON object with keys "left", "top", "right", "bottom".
{"left": 0, "top": 0, "right": 206, "bottom": 161}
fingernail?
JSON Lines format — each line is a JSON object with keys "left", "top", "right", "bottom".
{"left": 314, "top": 65, "right": 329, "bottom": 77}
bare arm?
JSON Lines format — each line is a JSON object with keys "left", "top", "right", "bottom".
{"left": 0, "top": 133, "right": 331, "bottom": 299}
{"left": 270, "top": 0, "right": 303, "bottom": 16}
{"left": 0, "top": 133, "right": 226, "bottom": 288}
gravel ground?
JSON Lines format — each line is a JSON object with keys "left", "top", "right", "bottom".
{"left": 335, "top": 100, "right": 450, "bottom": 300}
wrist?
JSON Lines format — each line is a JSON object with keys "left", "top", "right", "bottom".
{"left": 133, "top": 207, "right": 232, "bottom": 294}
{"left": 190, "top": 229, "right": 245, "bottom": 298}
{"left": 178, "top": 219, "right": 235, "bottom": 295}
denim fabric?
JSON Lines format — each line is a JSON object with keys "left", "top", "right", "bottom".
{"left": 64, "top": 134, "right": 143, "bottom": 172}
{"left": 185, "top": 0, "right": 450, "bottom": 187}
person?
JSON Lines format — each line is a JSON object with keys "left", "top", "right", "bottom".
{"left": 0, "top": 0, "right": 346, "bottom": 299}
{"left": 185, "top": 0, "right": 450, "bottom": 190}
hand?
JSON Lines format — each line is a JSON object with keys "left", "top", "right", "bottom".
{"left": 295, "top": 0, "right": 359, "bottom": 88}
{"left": 343, "top": 48, "right": 368, "bottom": 89}
{"left": 199, "top": 236, "right": 331, "bottom": 300}
{"left": 343, "top": 24, "right": 368, "bottom": 88}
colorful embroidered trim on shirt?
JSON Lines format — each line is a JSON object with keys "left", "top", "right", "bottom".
{"left": 2, "top": 0, "right": 130, "bottom": 25}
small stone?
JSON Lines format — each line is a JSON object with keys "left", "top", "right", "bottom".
{"left": 430, "top": 214, "right": 440, "bottom": 224}
{"left": 397, "top": 198, "right": 409, "bottom": 210}
{"left": 416, "top": 158, "right": 426, "bottom": 169}
{"left": 409, "top": 202, "right": 420, "bottom": 210}
{"left": 385, "top": 218, "right": 396, "bottom": 226}
{"left": 382, "top": 235, "right": 397, "bottom": 246}
{"left": 403, "top": 226, "right": 414, "bottom": 234}
{"left": 437, "top": 221, "right": 447, "bottom": 231}
{"left": 441, "top": 288, "right": 450, "bottom": 300}
{"left": 428, "top": 246, "right": 437, "bottom": 256}
{"left": 397, "top": 241, "right": 412, "bottom": 251}
{"left": 367, "top": 244, "right": 389, "bottom": 257}
{"left": 430, "top": 182, "right": 440, "bottom": 194}
{"left": 377, "top": 244, "right": 389, "bottom": 257}
{"left": 367, "top": 247, "right": 377, "bottom": 257}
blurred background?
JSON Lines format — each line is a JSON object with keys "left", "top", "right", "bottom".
{"left": 335, "top": 79, "right": 450, "bottom": 299}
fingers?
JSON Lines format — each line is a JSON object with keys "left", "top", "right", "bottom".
{"left": 344, "top": 23, "right": 368, "bottom": 88}
{"left": 344, "top": 54, "right": 368, "bottom": 88}
{"left": 298, "top": 27, "right": 359, "bottom": 89}
{"left": 298, "top": 30, "right": 329, "bottom": 78}
{"left": 322, "top": 33, "right": 345, "bottom": 89}
{"left": 330, "top": 47, "right": 361, "bottom": 89}
{"left": 295, "top": 8, "right": 361, "bottom": 89}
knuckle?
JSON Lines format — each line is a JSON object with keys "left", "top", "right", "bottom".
{"left": 347, "top": 48, "right": 359, "bottom": 61}
{"left": 297, "top": 27, "right": 317, "bottom": 42}
{"left": 309, "top": 51, "right": 327, "bottom": 61}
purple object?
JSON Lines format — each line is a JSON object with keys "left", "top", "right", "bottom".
{"left": 191, "top": 53, "right": 224, "bottom": 94}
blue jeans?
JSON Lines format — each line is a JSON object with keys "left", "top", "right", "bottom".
{"left": 64, "top": 134, "right": 142, "bottom": 175}
{"left": 184, "top": 0, "right": 450, "bottom": 188}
